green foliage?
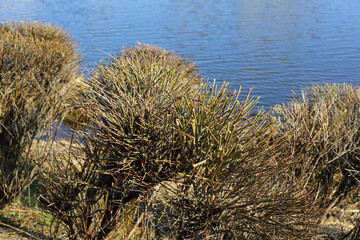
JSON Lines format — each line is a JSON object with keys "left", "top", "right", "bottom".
{"left": 275, "top": 83, "right": 360, "bottom": 204}
{"left": 39, "top": 44, "right": 313, "bottom": 239}
{"left": 0, "top": 21, "right": 80, "bottom": 209}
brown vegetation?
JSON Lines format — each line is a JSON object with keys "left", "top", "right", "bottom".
{"left": 38, "top": 44, "right": 316, "bottom": 239}
{"left": 275, "top": 83, "right": 360, "bottom": 205}
{"left": 0, "top": 21, "right": 80, "bottom": 209}
{"left": 1, "top": 21, "right": 360, "bottom": 239}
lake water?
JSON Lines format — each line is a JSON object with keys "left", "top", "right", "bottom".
{"left": 1, "top": 0, "right": 359, "bottom": 108}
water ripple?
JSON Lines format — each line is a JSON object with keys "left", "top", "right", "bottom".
{"left": 0, "top": 0, "right": 359, "bottom": 108}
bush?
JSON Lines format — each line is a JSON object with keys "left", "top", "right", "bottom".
{"left": 62, "top": 43, "right": 199, "bottom": 129}
{"left": 0, "top": 21, "right": 80, "bottom": 209}
{"left": 39, "top": 44, "right": 314, "bottom": 239}
{"left": 150, "top": 84, "right": 314, "bottom": 239}
{"left": 116, "top": 42, "right": 197, "bottom": 78}
{"left": 39, "top": 44, "right": 202, "bottom": 239}
{"left": 275, "top": 83, "right": 360, "bottom": 204}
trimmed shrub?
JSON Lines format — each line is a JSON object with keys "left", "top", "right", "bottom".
{"left": 0, "top": 21, "right": 80, "bottom": 209}
{"left": 275, "top": 83, "right": 360, "bottom": 204}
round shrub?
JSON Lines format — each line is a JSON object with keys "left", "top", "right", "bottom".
{"left": 63, "top": 43, "right": 200, "bottom": 129}
{"left": 40, "top": 44, "right": 203, "bottom": 239}
{"left": 0, "top": 21, "right": 80, "bottom": 209}
{"left": 40, "top": 45, "right": 313, "bottom": 239}
{"left": 116, "top": 42, "right": 198, "bottom": 84}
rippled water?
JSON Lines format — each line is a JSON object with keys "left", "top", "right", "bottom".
{"left": 1, "top": 0, "right": 359, "bottom": 108}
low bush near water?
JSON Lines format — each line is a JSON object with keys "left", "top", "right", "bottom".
{"left": 1, "top": 20, "right": 359, "bottom": 239}
{"left": 0, "top": 21, "right": 80, "bottom": 209}
{"left": 63, "top": 43, "right": 199, "bottom": 129}
{"left": 275, "top": 83, "right": 360, "bottom": 205}
{"left": 39, "top": 44, "right": 203, "bottom": 239}
{"left": 39, "top": 44, "right": 314, "bottom": 239}
{"left": 149, "top": 84, "right": 314, "bottom": 240}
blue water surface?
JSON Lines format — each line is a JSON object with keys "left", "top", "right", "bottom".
{"left": 1, "top": 0, "right": 359, "bottom": 108}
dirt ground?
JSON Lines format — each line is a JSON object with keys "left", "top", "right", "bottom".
{"left": 315, "top": 202, "right": 360, "bottom": 239}
{"left": 0, "top": 225, "right": 38, "bottom": 240}
{"left": 0, "top": 202, "right": 359, "bottom": 239}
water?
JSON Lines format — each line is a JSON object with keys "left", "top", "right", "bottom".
{"left": 1, "top": 0, "right": 359, "bottom": 108}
